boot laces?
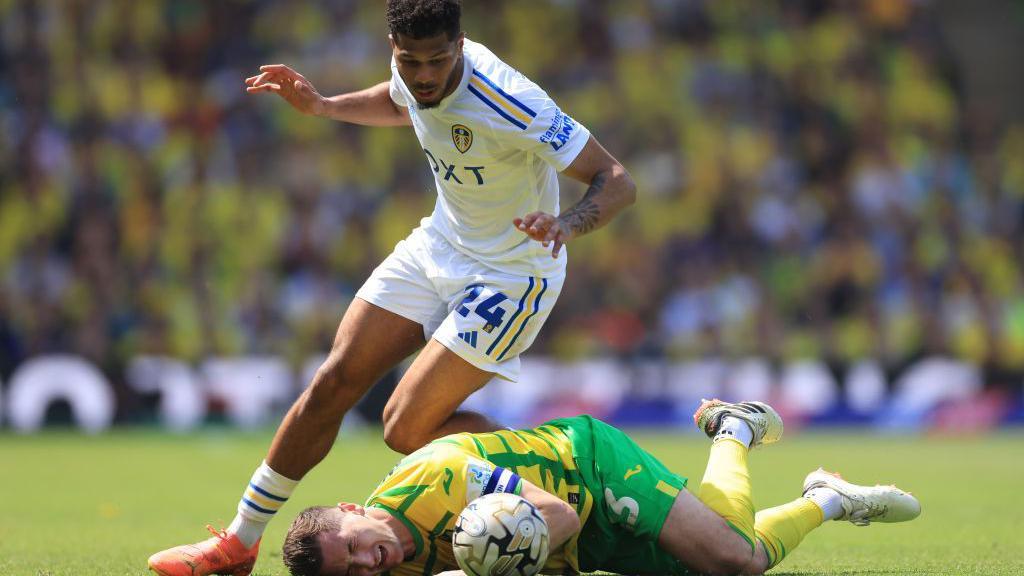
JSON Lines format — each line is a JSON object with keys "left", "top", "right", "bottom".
{"left": 206, "top": 524, "right": 230, "bottom": 541}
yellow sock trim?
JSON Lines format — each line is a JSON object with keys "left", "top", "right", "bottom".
{"left": 754, "top": 498, "right": 824, "bottom": 569}
{"left": 697, "top": 437, "right": 755, "bottom": 551}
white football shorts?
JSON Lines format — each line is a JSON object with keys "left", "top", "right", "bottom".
{"left": 355, "top": 225, "right": 564, "bottom": 381}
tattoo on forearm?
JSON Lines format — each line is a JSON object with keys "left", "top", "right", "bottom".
{"left": 559, "top": 172, "right": 605, "bottom": 236}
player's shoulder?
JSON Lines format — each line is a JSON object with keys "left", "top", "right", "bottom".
{"left": 462, "top": 39, "right": 549, "bottom": 131}
{"left": 428, "top": 432, "right": 483, "bottom": 458}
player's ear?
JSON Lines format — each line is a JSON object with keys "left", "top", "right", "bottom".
{"left": 337, "top": 502, "right": 365, "bottom": 515}
{"left": 454, "top": 32, "right": 464, "bottom": 52}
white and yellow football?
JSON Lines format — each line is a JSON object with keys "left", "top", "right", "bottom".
{"left": 452, "top": 493, "right": 550, "bottom": 576}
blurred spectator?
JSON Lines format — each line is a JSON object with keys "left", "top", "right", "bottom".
{"left": 1, "top": 0, "right": 1022, "bottom": 392}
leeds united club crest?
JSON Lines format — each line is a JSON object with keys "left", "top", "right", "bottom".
{"left": 452, "top": 124, "right": 473, "bottom": 153}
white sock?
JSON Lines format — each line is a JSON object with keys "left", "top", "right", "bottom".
{"left": 804, "top": 487, "right": 844, "bottom": 521}
{"left": 228, "top": 514, "right": 266, "bottom": 549}
{"left": 714, "top": 415, "right": 753, "bottom": 448}
{"left": 230, "top": 461, "right": 299, "bottom": 548}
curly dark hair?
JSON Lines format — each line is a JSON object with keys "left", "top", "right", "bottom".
{"left": 282, "top": 506, "right": 342, "bottom": 576}
{"left": 386, "top": 0, "right": 461, "bottom": 41}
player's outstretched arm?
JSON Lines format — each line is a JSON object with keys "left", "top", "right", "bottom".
{"left": 245, "top": 64, "right": 411, "bottom": 127}
{"left": 517, "top": 480, "right": 581, "bottom": 551}
{"left": 515, "top": 135, "right": 636, "bottom": 257}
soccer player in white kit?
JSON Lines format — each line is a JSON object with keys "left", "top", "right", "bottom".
{"left": 148, "top": 1, "right": 635, "bottom": 574}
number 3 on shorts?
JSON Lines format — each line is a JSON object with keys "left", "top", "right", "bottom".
{"left": 457, "top": 284, "right": 509, "bottom": 333}
{"left": 605, "top": 487, "right": 640, "bottom": 528}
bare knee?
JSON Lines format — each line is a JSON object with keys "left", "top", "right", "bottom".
{"left": 305, "top": 354, "right": 369, "bottom": 413}
{"left": 382, "top": 405, "right": 432, "bottom": 454}
{"left": 700, "top": 545, "right": 754, "bottom": 576}
{"left": 680, "top": 535, "right": 754, "bottom": 576}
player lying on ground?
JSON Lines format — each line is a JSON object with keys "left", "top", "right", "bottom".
{"left": 279, "top": 400, "right": 921, "bottom": 576}
{"left": 148, "top": 0, "right": 635, "bottom": 574}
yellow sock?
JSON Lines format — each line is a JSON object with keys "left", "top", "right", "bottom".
{"left": 754, "top": 498, "right": 824, "bottom": 569}
{"left": 697, "top": 438, "right": 756, "bottom": 552}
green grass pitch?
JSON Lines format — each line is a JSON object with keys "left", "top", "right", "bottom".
{"left": 1, "top": 427, "right": 1021, "bottom": 575}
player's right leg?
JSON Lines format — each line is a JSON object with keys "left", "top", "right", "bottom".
{"left": 149, "top": 227, "right": 444, "bottom": 575}
{"left": 657, "top": 489, "right": 771, "bottom": 575}
{"left": 149, "top": 302, "right": 428, "bottom": 576}
{"left": 750, "top": 469, "right": 920, "bottom": 572}
{"left": 264, "top": 298, "right": 427, "bottom": 479}
{"left": 801, "top": 468, "right": 921, "bottom": 526}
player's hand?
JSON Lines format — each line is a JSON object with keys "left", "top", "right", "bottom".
{"left": 514, "top": 212, "right": 574, "bottom": 258}
{"left": 245, "top": 64, "right": 324, "bottom": 116}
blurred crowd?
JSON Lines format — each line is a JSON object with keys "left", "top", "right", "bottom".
{"left": 2, "top": 0, "right": 1023, "bottom": 383}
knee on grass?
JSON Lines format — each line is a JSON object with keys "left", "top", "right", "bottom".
{"left": 689, "top": 542, "right": 756, "bottom": 576}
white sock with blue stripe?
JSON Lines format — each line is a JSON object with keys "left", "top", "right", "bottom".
{"left": 228, "top": 461, "right": 298, "bottom": 548}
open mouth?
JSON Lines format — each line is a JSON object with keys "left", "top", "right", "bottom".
{"left": 414, "top": 88, "right": 437, "bottom": 98}
{"left": 377, "top": 544, "right": 387, "bottom": 569}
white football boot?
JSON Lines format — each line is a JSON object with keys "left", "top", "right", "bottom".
{"left": 692, "top": 399, "right": 783, "bottom": 448}
{"left": 803, "top": 468, "right": 921, "bottom": 526}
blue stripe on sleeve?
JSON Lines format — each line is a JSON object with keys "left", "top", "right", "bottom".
{"left": 467, "top": 84, "right": 528, "bottom": 130}
{"left": 471, "top": 70, "right": 537, "bottom": 117}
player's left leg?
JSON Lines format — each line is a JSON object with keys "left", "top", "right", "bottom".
{"left": 653, "top": 489, "right": 769, "bottom": 575}
{"left": 382, "top": 338, "right": 500, "bottom": 454}
{"left": 383, "top": 261, "right": 564, "bottom": 454}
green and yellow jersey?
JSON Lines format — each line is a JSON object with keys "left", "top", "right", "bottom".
{"left": 365, "top": 423, "right": 594, "bottom": 576}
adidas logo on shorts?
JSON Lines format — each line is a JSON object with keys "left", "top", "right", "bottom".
{"left": 458, "top": 331, "right": 479, "bottom": 348}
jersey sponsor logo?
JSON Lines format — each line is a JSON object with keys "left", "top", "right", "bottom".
{"left": 452, "top": 124, "right": 473, "bottom": 153}
{"left": 539, "top": 110, "right": 564, "bottom": 144}
{"left": 424, "top": 148, "right": 486, "bottom": 185}
{"left": 468, "top": 461, "right": 491, "bottom": 485}
{"left": 466, "top": 459, "right": 492, "bottom": 501}
{"left": 539, "top": 109, "right": 578, "bottom": 151}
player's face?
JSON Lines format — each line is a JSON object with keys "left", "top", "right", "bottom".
{"left": 390, "top": 32, "right": 465, "bottom": 108}
{"left": 318, "top": 507, "right": 405, "bottom": 576}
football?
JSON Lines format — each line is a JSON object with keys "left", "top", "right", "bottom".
{"left": 452, "top": 493, "right": 550, "bottom": 576}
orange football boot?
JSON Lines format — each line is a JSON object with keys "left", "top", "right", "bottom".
{"left": 148, "top": 525, "right": 259, "bottom": 576}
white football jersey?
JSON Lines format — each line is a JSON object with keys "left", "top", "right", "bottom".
{"left": 389, "top": 39, "right": 591, "bottom": 277}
